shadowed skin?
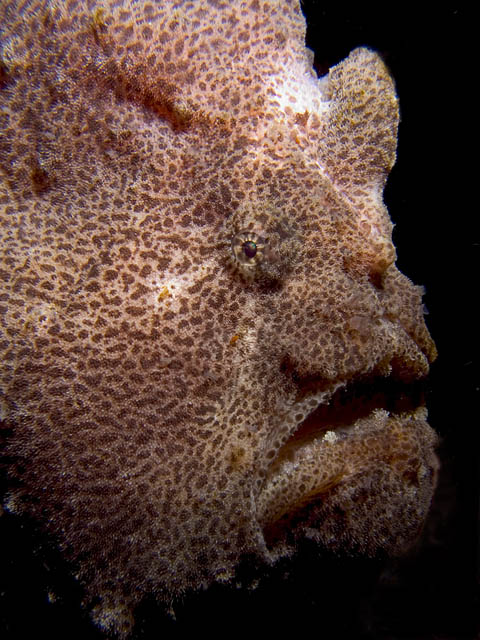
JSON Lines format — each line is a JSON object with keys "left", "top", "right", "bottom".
{"left": 0, "top": 0, "right": 438, "bottom": 636}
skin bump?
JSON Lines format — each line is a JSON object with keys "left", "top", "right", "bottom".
{"left": 0, "top": 1, "right": 438, "bottom": 636}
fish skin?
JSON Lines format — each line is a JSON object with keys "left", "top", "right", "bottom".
{"left": 0, "top": 1, "right": 438, "bottom": 635}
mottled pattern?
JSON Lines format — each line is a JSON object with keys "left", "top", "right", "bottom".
{"left": 0, "top": 0, "right": 438, "bottom": 636}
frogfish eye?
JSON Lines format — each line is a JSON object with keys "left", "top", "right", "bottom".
{"left": 231, "top": 230, "right": 265, "bottom": 268}
{"left": 242, "top": 240, "right": 257, "bottom": 259}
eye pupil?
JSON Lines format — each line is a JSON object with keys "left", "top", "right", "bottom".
{"left": 242, "top": 240, "right": 257, "bottom": 259}
{"left": 231, "top": 230, "right": 264, "bottom": 269}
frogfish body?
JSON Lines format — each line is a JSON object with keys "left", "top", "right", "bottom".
{"left": 0, "top": 0, "right": 438, "bottom": 635}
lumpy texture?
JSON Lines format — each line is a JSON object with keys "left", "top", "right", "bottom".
{"left": 0, "top": 0, "right": 438, "bottom": 636}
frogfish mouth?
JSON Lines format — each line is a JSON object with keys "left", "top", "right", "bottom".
{"left": 257, "top": 356, "right": 438, "bottom": 556}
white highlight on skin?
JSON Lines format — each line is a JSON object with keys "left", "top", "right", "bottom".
{"left": 274, "top": 60, "right": 326, "bottom": 117}
{"left": 149, "top": 259, "right": 216, "bottom": 314}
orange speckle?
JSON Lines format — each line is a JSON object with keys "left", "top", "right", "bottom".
{"left": 158, "top": 286, "right": 170, "bottom": 301}
{"left": 92, "top": 7, "right": 106, "bottom": 28}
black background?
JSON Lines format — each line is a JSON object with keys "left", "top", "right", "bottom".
{"left": 1, "top": 3, "right": 476, "bottom": 639}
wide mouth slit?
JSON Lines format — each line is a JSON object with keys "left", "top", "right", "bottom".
{"left": 283, "top": 375, "right": 427, "bottom": 453}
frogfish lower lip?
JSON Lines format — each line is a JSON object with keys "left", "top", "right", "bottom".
{"left": 256, "top": 377, "right": 439, "bottom": 554}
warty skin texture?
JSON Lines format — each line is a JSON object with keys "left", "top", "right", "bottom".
{"left": 0, "top": 0, "right": 438, "bottom": 636}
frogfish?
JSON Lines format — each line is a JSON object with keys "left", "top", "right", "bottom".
{"left": 0, "top": 0, "right": 438, "bottom": 635}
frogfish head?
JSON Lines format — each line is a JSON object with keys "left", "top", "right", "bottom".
{"left": 0, "top": 0, "right": 438, "bottom": 635}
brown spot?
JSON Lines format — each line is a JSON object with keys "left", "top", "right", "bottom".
{"left": 0, "top": 59, "right": 11, "bottom": 89}
{"left": 30, "top": 161, "right": 52, "bottom": 195}
{"left": 294, "top": 110, "right": 309, "bottom": 128}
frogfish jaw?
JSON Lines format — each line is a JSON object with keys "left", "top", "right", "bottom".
{"left": 255, "top": 312, "right": 439, "bottom": 560}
